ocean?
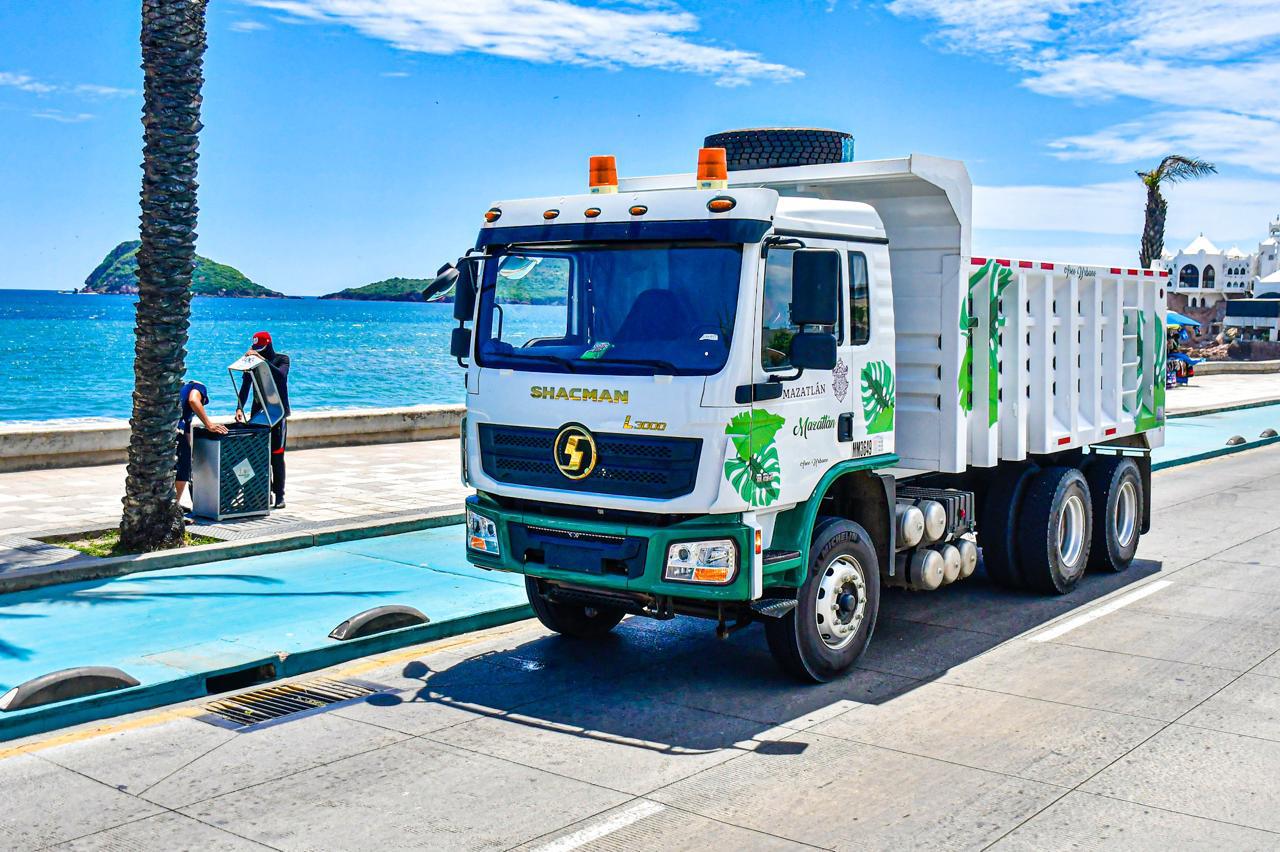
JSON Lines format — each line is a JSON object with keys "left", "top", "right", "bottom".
{"left": 0, "top": 289, "right": 556, "bottom": 423}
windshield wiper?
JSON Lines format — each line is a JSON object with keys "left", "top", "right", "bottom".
{"left": 580, "top": 355, "right": 678, "bottom": 374}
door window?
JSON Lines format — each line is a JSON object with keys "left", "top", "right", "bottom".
{"left": 760, "top": 248, "right": 840, "bottom": 370}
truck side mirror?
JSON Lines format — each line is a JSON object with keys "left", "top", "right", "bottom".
{"left": 452, "top": 261, "right": 478, "bottom": 322}
{"left": 450, "top": 327, "right": 472, "bottom": 360}
{"left": 790, "top": 250, "right": 839, "bottom": 326}
{"left": 789, "top": 331, "right": 837, "bottom": 371}
{"left": 423, "top": 263, "right": 458, "bottom": 302}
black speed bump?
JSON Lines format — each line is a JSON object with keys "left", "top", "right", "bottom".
{"left": 0, "top": 666, "right": 140, "bottom": 712}
{"left": 328, "top": 605, "right": 429, "bottom": 641}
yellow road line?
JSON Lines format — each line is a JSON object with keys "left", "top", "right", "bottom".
{"left": 0, "top": 622, "right": 529, "bottom": 761}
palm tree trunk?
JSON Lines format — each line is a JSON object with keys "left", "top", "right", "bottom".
{"left": 119, "top": 0, "right": 208, "bottom": 551}
{"left": 1139, "top": 184, "right": 1167, "bottom": 270}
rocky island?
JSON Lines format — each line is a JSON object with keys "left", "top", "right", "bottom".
{"left": 322, "top": 264, "right": 565, "bottom": 304}
{"left": 80, "top": 241, "right": 286, "bottom": 298}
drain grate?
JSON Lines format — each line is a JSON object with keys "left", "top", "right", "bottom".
{"left": 200, "top": 677, "right": 378, "bottom": 730}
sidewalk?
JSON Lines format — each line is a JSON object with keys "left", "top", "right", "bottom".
{"left": 0, "top": 440, "right": 469, "bottom": 573}
{"left": 1167, "top": 370, "right": 1280, "bottom": 415}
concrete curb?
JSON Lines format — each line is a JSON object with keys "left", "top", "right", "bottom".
{"left": 1168, "top": 397, "right": 1280, "bottom": 419}
{"left": 0, "top": 602, "right": 533, "bottom": 744}
{"left": 1154, "top": 434, "right": 1280, "bottom": 471}
{"left": 1194, "top": 359, "right": 1280, "bottom": 375}
{"left": 1, "top": 509, "right": 464, "bottom": 595}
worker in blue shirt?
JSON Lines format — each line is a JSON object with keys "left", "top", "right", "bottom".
{"left": 176, "top": 379, "right": 227, "bottom": 506}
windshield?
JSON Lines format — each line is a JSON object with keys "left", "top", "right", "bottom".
{"left": 474, "top": 242, "right": 742, "bottom": 376}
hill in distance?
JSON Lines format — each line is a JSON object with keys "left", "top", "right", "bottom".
{"left": 80, "top": 241, "right": 286, "bottom": 298}
{"left": 322, "top": 263, "right": 566, "bottom": 304}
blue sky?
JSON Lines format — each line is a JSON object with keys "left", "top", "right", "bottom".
{"left": 3, "top": 0, "right": 1278, "bottom": 295}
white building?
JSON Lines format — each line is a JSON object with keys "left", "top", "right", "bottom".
{"left": 1169, "top": 233, "right": 1246, "bottom": 309}
{"left": 1255, "top": 216, "right": 1280, "bottom": 283}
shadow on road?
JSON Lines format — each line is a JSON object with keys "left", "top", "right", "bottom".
{"left": 352, "top": 559, "right": 1163, "bottom": 754}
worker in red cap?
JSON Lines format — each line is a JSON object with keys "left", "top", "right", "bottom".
{"left": 236, "top": 331, "right": 291, "bottom": 508}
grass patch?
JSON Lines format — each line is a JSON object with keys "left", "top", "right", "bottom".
{"left": 50, "top": 529, "right": 221, "bottom": 558}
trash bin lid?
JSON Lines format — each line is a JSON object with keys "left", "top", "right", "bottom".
{"left": 228, "top": 354, "right": 285, "bottom": 427}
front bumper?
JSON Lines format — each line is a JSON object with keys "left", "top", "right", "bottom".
{"left": 464, "top": 494, "right": 753, "bottom": 602}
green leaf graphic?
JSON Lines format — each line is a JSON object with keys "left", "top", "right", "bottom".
{"left": 724, "top": 409, "right": 785, "bottom": 460}
{"left": 861, "top": 360, "right": 895, "bottom": 434}
{"left": 723, "top": 443, "right": 781, "bottom": 507}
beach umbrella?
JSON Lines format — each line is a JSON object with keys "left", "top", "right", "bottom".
{"left": 1167, "top": 310, "right": 1201, "bottom": 329}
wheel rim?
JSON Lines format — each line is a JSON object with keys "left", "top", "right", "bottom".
{"left": 814, "top": 555, "right": 867, "bottom": 650}
{"left": 1057, "top": 493, "right": 1086, "bottom": 570}
{"left": 1115, "top": 480, "right": 1137, "bottom": 549}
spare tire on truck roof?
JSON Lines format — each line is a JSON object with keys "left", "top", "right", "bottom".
{"left": 704, "top": 128, "right": 855, "bottom": 171}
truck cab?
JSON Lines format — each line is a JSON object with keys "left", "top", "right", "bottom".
{"left": 438, "top": 132, "right": 1165, "bottom": 681}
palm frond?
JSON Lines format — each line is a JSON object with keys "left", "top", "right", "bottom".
{"left": 1157, "top": 155, "right": 1217, "bottom": 184}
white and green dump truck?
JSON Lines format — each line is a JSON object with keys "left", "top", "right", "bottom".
{"left": 428, "top": 128, "right": 1168, "bottom": 681}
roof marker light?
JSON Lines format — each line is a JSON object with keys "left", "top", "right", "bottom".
{"left": 707, "top": 196, "right": 736, "bottom": 213}
{"left": 484, "top": 208, "right": 501, "bottom": 223}
{"left": 543, "top": 209, "right": 560, "bottom": 220}
{"left": 629, "top": 205, "right": 648, "bottom": 216}
{"left": 584, "top": 207, "right": 601, "bottom": 218}
{"left": 589, "top": 155, "right": 618, "bottom": 194}
{"left": 697, "top": 147, "right": 728, "bottom": 190}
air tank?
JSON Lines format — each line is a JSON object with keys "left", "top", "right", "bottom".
{"left": 918, "top": 500, "right": 947, "bottom": 544}
{"left": 895, "top": 503, "right": 925, "bottom": 550}
{"left": 956, "top": 538, "right": 978, "bottom": 579}
{"left": 907, "top": 548, "right": 945, "bottom": 591}
{"left": 937, "top": 544, "right": 962, "bottom": 584}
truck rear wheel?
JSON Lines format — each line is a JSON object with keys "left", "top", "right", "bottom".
{"left": 1085, "top": 456, "right": 1142, "bottom": 572}
{"left": 524, "top": 578, "right": 624, "bottom": 639}
{"left": 1017, "top": 467, "right": 1093, "bottom": 595}
{"left": 979, "top": 463, "right": 1039, "bottom": 590}
{"left": 765, "top": 517, "right": 881, "bottom": 683}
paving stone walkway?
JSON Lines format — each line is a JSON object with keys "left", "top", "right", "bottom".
{"left": 0, "top": 440, "right": 469, "bottom": 572}
{"left": 2, "top": 445, "right": 1279, "bottom": 849}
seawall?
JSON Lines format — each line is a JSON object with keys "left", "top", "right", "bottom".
{"left": 0, "top": 405, "right": 464, "bottom": 472}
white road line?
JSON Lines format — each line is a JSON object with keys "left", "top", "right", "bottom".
{"left": 533, "top": 801, "right": 665, "bottom": 852}
{"left": 1030, "top": 580, "right": 1173, "bottom": 643}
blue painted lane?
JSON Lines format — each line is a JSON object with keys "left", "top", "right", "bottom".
{"left": 0, "top": 526, "right": 528, "bottom": 741}
{"left": 1157, "top": 403, "right": 1280, "bottom": 469}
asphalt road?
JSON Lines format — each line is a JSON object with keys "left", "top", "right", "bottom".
{"left": 5, "top": 446, "right": 1280, "bottom": 850}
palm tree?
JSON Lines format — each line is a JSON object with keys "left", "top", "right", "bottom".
{"left": 1138, "top": 155, "right": 1217, "bottom": 270}
{"left": 119, "top": 0, "right": 208, "bottom": 551}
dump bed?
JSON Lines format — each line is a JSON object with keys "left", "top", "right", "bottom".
{"left": 961, "top": 257, "right": 1167, "bottom": 471}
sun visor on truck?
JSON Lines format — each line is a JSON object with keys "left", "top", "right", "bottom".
{"left": 476, "top": 218, "right": 771, "bottom": 248}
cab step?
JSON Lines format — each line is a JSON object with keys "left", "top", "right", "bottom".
{"left": 750, "top": 598, "right": 798, "bottom": 619}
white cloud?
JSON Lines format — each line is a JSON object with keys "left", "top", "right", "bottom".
{"left": 0, "top": 72, "right": 135, "bottom": 101}
{"left": 231, "top": 20, "right": 270, "bottom": 32}
{"left": 976, "top": 177, "right": 1280, "bottom": 241}
{"left": 0, "top": 72, "right": 57, "bottom": 94}
{"left": 886, "top": 0, "right": 1280, "bottom": 176}
{"left": 31, "top": 109, "right": 96, "bottom": 123}
{"left": 247, "top": 0, "right": 801, "bottom": 86}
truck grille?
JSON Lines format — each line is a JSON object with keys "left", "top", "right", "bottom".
{"left": 478, "top": 424, "right": 701, "bottom": 499}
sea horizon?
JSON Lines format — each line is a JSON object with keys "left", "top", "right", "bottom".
{"left": 0, "top": 288, "right": 557, "bottom": 423}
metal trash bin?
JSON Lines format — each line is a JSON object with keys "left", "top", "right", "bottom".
{"left": 191, "top": 354, "right": 286, "bottom": 521}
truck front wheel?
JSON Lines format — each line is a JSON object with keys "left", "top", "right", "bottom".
{"left": 766, "top": 517, "right": 881, "bottom": 683}
{"left": 525, "top": 579, "right": 624, "bottom": 639}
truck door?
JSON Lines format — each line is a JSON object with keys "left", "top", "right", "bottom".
{"left": 840, "top": 247, "right": 895, "bottom": 462}
{"left": 744, "top": 242, "right": 845, "bottom": 510}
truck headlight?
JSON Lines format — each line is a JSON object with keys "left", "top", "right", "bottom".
{"left": 664, "top": 539, "right": 737, "bottom": 584}
{"left": 466, "top": 509, "right": 499, "bottom": 556}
